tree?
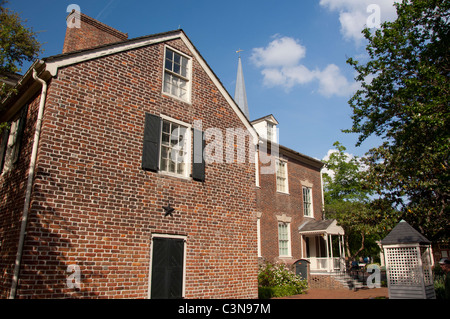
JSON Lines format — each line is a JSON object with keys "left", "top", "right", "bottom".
{"left": 346, "top": 0, "right": 449, "bottom": 241}
{"left": 0, "top": 0, "right": 41, "bottom": 101}
{"left": 322, "top": 142, "right": 394, "bottom": 260}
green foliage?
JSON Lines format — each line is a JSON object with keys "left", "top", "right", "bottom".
{"left": 258, "top": 262, "right": 308, "bottom": 299}
{"left": 433, "top": 264, "right": 450, "bottom": 300}
{"left": 1, "top": 0, "right": 42, "bottom": 99}
{"left": 323, "top": 141, "right": 369, "bottom": 204}
{"left": 345, "top": 0, "right": 449, "bottom": 241}
{"left": 322, "top": 141, "right": 396, "bottom": 258}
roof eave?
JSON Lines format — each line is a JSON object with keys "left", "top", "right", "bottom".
{"left": 0, "top": 60, "right": 48, "bottom": 122}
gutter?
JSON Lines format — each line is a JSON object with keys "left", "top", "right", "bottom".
{"left": 9, "top": 68, "right": 48, "bottom": 299}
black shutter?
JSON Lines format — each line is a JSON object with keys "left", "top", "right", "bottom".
{"left": 192, "top": 128, "right": 205, "bottom": 182}
{"left": 142, "top": 113, "right": 161, "bottom": 172}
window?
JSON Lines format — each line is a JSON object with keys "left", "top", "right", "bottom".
{"left": 160, "top": 118, "right": 189, "bottom": 177}
{"left": 142, "top": 113, "right": 205, "bottom": 181}
{"left": 0, "top": 106, "right": 27, "bottom": 173}
{"left": 278, "top": 222, "right": 291, "bottom": 257}
{"left": 276, "top": 159, "right": 288, "bottom": 193}
{"left": 303, "top": 186, "right": 313, "bottom": 217}
{"left": 163, "top": 47, "right": 190, "bottom": 102}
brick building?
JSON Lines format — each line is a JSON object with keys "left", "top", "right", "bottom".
{"left": 0, "top": 12, "right": 258, "bottom": 298}
{"left": 233, "top": 52, "right": 346, "bottom": 278}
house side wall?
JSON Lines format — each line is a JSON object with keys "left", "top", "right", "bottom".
{"left": 9, "top": 39, "right": 257, "bottom": 298}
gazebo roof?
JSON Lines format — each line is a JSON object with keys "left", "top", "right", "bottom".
{"left": 381, "top": 220, "right": 431, "bottom": 245}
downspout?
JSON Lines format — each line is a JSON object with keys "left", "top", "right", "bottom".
{"left": 9, "top": 68, "right": 48, "bottom": 299}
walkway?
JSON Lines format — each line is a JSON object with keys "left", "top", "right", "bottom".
{"left": 278, "top": 287, "right": 389, "bottom": 299}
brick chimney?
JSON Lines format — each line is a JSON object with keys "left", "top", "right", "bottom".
{"left": 63, "top": 11, "right": 128, "bottom": 54}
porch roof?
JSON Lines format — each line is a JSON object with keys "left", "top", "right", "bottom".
{"left": 298, "top": 219, "right": 344, "bottom": 236}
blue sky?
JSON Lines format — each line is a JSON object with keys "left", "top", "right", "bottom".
{"left": 7, "top": 0, "right": 399, "bottom": 161}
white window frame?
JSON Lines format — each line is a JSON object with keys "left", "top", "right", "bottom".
{"left": 159, "top": 114, "right": 192, "bottom": 179}
{"left": 162, "top": 46, "right": 192, "bottom": 103}
{"left": 303, "top": 186, "right": 313, "bottom": 217}
{"left": 276, "top": 159, "right": 289, "bottom": 194}
{"left": 278, "top": 222, "right": 291, "bottom": 257}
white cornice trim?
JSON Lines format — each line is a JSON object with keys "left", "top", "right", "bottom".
{"left": 45, "top": 33, "right": 180, "bottom": 76}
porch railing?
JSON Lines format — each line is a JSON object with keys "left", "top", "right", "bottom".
{"left": 307, "top": 257, "right": 345, "bottom": 272}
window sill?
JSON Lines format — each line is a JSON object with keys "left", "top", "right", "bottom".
{"left": 161, "top": 92, "right": 191, "bottom": 105}
{"left": 159, "top": 170, "right": 191, "bottom": 181}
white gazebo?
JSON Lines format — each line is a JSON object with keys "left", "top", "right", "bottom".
{"left": 298, "top": 219, "right": 345, "bottom": 273}
{"left": 381, "top": 220, "right": 436, "bottom": 299}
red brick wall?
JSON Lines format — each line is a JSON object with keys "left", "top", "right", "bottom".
{"left": 0, "top": 94, "right": 41, "bottom": 298}
{"left": 257, "top": 146, "right": 323, "bottom": 265}
{"left": 2, "top": 38, "right": 257, "bottom": 298}
{"left": 63, "top": 13, "right": 128, "bottom": 53}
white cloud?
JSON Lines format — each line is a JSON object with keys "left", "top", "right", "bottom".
{"left": 317, "top": 64, "right": 359, "bottom": 97}
{"left": 251, "top": 35, "right": 357, "bottom": 97}
{"left": 319, "top": 0, "right": 399, "bottom": 45}
{"left": 251, "top": 36, "right": 306, "bottom": 68}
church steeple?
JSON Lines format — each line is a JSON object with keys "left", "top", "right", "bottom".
{"left": 234, "top": 52, "right": 250, "bottom": 119}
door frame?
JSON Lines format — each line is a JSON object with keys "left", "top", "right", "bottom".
{"left": 148, "top": 233, "right": 187, "bottom": 299}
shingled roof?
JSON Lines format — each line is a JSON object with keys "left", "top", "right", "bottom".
{"left": 381, "top": 220, "right": 431, "bottom": 245}
{"left": 298, "top": 219, "right": 344, "bottom": 235}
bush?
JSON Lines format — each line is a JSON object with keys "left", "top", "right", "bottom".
{"left": 433, "top": 264, "right": 450, "bottom": 299}
{"left": 258, "top": 262, "right": 308, "bottom": 299}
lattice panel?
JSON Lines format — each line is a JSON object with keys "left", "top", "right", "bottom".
{"left": 420, "top": 246, "right": 433, "bottom": 285}
{"left": 385, "top": 247, "right": 421, "bottom": 286}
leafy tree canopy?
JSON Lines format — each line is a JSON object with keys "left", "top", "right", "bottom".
{"left": 1, "top": 0, "right": 41, "bottom": 100}
{"left": 322, "top": 142, "right": 395, "bottom": 259}
{"left": 346, "top": 0, "right": 449, "bottom": 241}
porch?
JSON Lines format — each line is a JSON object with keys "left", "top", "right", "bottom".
{"left": 298, "top": 219, "right": 346, "bottom": 273}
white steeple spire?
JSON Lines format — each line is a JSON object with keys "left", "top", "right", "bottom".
{"left": 234, "top": 52, "right": 250, "bottom": 119}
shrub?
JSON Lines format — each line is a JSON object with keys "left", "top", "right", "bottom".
{"left": 433, "top": 264, "right": 450, "bottom": 299}
{"left": 258, "top": 262, "right": 308, "bottom": 299}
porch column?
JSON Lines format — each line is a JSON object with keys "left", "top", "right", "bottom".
{"left": 341, "top": 235, "right": 346, "bottom": 260}
{"left": 325, "top": 234, "right": 330, "bottom": 272}
{"left": 338, "top": 235, "right": 344, "bottom": 271}
{"left": 329, "top": 234, "right": 334, "bottom": 272}
{"left": 338, "top": 235, "right": 342, "bottom": 259}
